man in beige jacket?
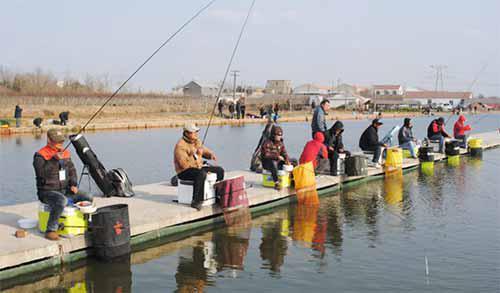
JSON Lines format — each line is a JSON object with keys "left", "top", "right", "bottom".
{"left": 174, "top": 123, "right": 224, "bottom": 210}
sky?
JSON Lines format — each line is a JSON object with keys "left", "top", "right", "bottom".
{"left": 1, "top": 0, "right": 499, "bottom": 96}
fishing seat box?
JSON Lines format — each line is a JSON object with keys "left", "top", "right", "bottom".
{"left": 445, "top": 140, "right": 461, "bottom": 156}
{"left": 262, "top": 170, "right": 291, "bottom": 188}
{"left": 345, "top": 155, "right": 368, "bottom": 176}
{"left": 214, "top": 176, "right": 248, "bottom": 211}
{"left": 39, "top": 203, "right": 88, "bottom": 237}
{"left": 177, "top": 173, "right": 217, "bottom": 206}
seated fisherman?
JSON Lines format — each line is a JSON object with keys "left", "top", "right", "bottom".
{"left": 261, "top": 126, "right": 290, "bottom": 190}
{"left": 427, "top": 117, "right": 451, "bottom": 153}
{"left": 299, "top": 132, "right": 328, "bottom": 173}
{"left": 326, "top": 121, "right": 351, "bottom": 175}
{"left": 33, "top": 129, "right": 92, "bottom": 241}
{"left": 174, "top": 123, "right": 224, "bottom": 211}
{"left": 359, "top": 119, "right": 386, "bottom": 168}
{"left": 398, "top": 118, "right": 418, "bottom": 159}
{"left": 453, "top": 115, "right": 472, "bottom": 148}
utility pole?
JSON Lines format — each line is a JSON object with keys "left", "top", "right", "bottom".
{"left": 231, "top": 70, "right": 240, "bottom": 100}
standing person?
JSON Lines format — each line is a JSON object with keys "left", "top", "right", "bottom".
{"left": 33, "top": 129, "right": 92, "bottom": 241}
{"left": 326, "top": 121, "right": 351, "bottom": 175}
{"left": 174, "top": 123, "right": 225, "bottom": 210}
{"left": 228, "top": 102, "right": 235, "bottom": 119}
{"left": 261, "top": 126, "right": 289, "bottom": 190}
{"left": 236, "top": 99, "right": 242, "bottom": 119}
{"left": 311, "top": 99, "right": 330, "bottom": 138}
{"left": 299, "top": 132, "right": 328, "bottom": 172}
{"left": 14, "top": 104, "right": 23, "bottom": 128}
{"left": 217, "top": 100, "right": 224, "bottom": 117}
{"left": 398, "top": 118, "right": 418, "bottom": 158}
{"left": 240, "top": 96, "right": 246, "bottom": 119}
{"left": 427, "top": 117, "right": 451, "bottom": 153}
{"left": 273, "top": 103, "right": 280, "bottom": 122}
{"left": 359, "top": 119, "right": 386, "bottom": 167}
{"left": 453, "top": 115, "right": 472, "bottom": 148}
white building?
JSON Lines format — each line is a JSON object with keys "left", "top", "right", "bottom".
{"left": 293, "top": 84, "right": 332, "bottom": 95}
{"left": 265, "top": 80, "right": 292, "bottom": 95}
{"left": 373, "top": 85, "right": 405, "bottom": 96}
{"left": 183, "top": 81, "right": 219, "bottom": 98}
{"left": 327, "top": 94, "right": 370, "bottom": 109}
{"left": 405, "top": 91, "right": 473, "bottom": 109}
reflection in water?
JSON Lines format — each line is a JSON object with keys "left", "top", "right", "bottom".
{"left": 260, "top": 218, "right": 289, "bottom": 275}
{"left": 384, "top": 171, "right": 404, "bottom": 205}
{"left": 175, "top": 246, "right": 211, "bottom": 292}
{"left": 15, "top": 137, "right": 22, "bottom": 145}
{"left": 85, "top": 256, "right": 132, "bottom": 293}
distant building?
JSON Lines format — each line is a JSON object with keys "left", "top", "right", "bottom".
{"left": 373, "top": 85, "right": 405, "bottom": 96}
{"left": 335, "top": 83, "right": 358, "bottom": 95}
{"left": 371, "top": 97, "right": 422, "bottom": 110}
{"left": 265, "top": 80, "right": 292, "bottom": 95}
{"left": 183, "top": 81, "right": 219, "bottom": 98}
{"left": 328, "top": 94, "right": 370, "bottom": 109}
{"left": 293, "top": 84, "right": 332, "bottom": 95}
{"left": 405, "top": 91, "right": 472, "bottom": 109}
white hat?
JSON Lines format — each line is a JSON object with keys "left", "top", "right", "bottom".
{"left": 183, "top": 123, "right": 200, "bottom": 132}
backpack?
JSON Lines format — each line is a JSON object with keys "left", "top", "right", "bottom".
{"left": 107, "top": 168, "right": 135, "bottom": 197}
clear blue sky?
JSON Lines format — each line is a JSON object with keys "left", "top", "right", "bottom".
{"left": 1, "top": 0, "right": 498, "bottom": 95}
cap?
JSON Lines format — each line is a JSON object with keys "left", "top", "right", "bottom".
{"left": 47, "top": 129, "right": 65, "bottom": 143}
{"left": 183, "top": 123, "right": 200, "bottom": 133}
{"left": 372, "top": 119, "right": 383, "bottom": 125}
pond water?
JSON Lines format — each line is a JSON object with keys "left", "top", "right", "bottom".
{"left": 1, "top": 114, "right": 499, "bottom": 292}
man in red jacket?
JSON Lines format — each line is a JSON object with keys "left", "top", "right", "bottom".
{"left": 453, "top": 115, "right": 472, "bottom": 147}
{"left": 299, "top": 132, "right": 328, "bottom": 172}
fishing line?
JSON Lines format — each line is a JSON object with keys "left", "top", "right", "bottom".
{"left": 63, "top": 0, "right": 217, "bottom": 149}
{"left": 202, "top": 0, "right": 257, "bottom": 144}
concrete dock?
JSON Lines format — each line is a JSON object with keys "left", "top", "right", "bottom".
{"left": 1, "top": 131, "right": 498, "bottom": 283}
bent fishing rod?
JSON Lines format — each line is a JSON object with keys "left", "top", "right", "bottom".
{"left": 202, "top": 0, "right": 257, "bottom": 144}
{"left": 63, "top": 0, "right": 217, "bottom": 150}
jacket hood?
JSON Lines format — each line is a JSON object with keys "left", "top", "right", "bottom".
{"left": 332, "top": 121, "right": 344, "bottom": 131}
{"left": 313, "top": 131, "right": 325, "bottom": 143}
{"left": 458, "top": 115, "right": 466, "bottom": 122}
{"left": 271, "top": 125, "right": 283, "bottom": 137}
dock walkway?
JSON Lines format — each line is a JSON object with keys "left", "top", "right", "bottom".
{"left": 1, "top": 131, "right": 498, "bottom": 281}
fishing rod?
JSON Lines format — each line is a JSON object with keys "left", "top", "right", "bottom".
{"left": 202, "top": 0, "right": 257, "bottom": 144}
{"left": 63, "top": 0, "right": 217, "bottom": 150}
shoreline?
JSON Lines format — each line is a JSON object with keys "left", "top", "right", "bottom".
{"left": 0, "top": 111, "right": 431, "bottom": 136}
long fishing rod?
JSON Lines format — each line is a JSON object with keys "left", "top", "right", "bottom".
{"left": 444, "top": 50, "right": 499, "bottom": 125}
{"left": 63, "top": 0, "right": 217, "bottom": 149}
{"left": 202, "top": 0, "right": 257, "bottom": 144}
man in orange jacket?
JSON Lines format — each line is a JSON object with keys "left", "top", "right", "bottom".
{"left": 33, "top": 129, "right": 92, "bottom": 241}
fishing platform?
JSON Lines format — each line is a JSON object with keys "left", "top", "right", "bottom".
{"left": 1, "top": 131, "right": 499, "bottom": 283}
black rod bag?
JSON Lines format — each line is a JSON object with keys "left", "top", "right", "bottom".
{"left": 91, "top": 204, "right": 131, "bottom": 261}
{"left": 70, "top": 134, "right": 115, "bottom": 196}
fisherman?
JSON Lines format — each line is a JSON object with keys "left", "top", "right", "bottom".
{"left": 33, "top": 129, "right": 92, "bottom": 241}
{"left": 453, "top": 115, "right": 472, "bottom": 148}
{"left": 398, "top": 118, "right": 418, "bottom": 159}
{"left": 228, "top": 102, "right": 235, "bottom": 119}
{"left": 174, "top": 123, "right": 224, "bottom": 210}
{"left": 33, "top": 117, "right": 43, "bottom": 128}
{"left": 239, "top": 96, "right": 246, "bottom": 119}
{"left": 299, "top": 132, "right": 328, "bottom": 173}
{"left": 236, "top": 99, "right": 242, "bottom": 119}
{"left": 217, "top": 100, "right": 224, "bottom": 117}
{"left": 311, "top": 99, "right": 330, "bottom": 138}
{"left": 261, "top": 126, "right": 289, "bottom": 190}
{"left": 14, "top": 104, "right": 22, "bottom": 128}
{"left": 359, "top": 119, "right": 386, "bottom": 167}
{"left": 273, "top": 103, "right": 280, "bottom": 122}
{"left": 427, "top": 117, "right": 451, "bottom": 153}
{"left": 59, "top": 111, "right": 69, "bottom": 126}
{"left": 326, "top": 121, "right": 351, "bottom": 175}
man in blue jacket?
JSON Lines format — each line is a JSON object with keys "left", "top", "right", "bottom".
{"left": 311, "top": 99, "right": 330, "bottom": 138}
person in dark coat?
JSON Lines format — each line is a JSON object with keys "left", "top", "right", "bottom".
{"left": 217, "top": 100, "right": 224, "bottom": 117}
{"left": 273, "top": 103, "right": 280, "bottom": 122}
{"left": 239, "top": 96, "right": 246, "bottom": 119}
{"left": 398, "top": 118, "right": 418, "bottom": 158}
{"left": 228, "top": 103, "right": 235, "bottom": 119}
{"left": 14, "top": 104, "right": 23, "bottom": 128}
{"left": 326, "top": 121, "right": 351, "bottom": 175}
{"left": 311, "top": 99, "right": 330, "bottom": 138}
{"left": 59, "top": 111, "right": 69, "bottom": 126}
{"left": 427, "top": 117, "right": 450, "bottom": 153}
{"left": 236, "top": 99, "right": 242, "bottom": 119}
{"left": 260, "top": 126, "right": 289, "bottom": 190}
{"left": 33, "top": 129, "right": 92, "bottom": 241}
{"left": 359, "top": 119, "right": 386, "bottom": 166}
